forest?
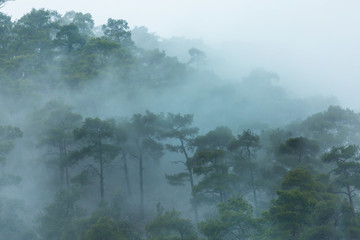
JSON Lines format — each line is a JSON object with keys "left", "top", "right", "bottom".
{"left": 1, "top": 6, "right": 360, "bottom": 240}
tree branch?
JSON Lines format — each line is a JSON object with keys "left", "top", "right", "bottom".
{"left": 0, "top": 0, "right": 14, "bottom": 8}
{"left": 171, "top": 160, "right": 186, "bottom": 165}
{"left": 86, "top": 164, "right": 100, "bottom": 176}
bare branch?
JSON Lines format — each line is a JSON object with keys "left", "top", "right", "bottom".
{"left": 0, "top": 0, "right": 14, "bottom": 9}
{"left": 171, "top": 160, "right": 186, "bottom": 165}
{"left": 331, "top": 191, "right": 350, "bottom": 196}
{"left": 86, "top": 164, "right": 100, "bottom": 176}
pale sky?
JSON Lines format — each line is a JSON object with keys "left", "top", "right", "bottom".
{"left": 2, "top": 0, "right": 360, "bottom": 109}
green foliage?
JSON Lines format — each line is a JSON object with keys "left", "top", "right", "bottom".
{"left": 102, "top": 18, "right": 132, "bottom": 46}
{"left": 229, "top": 129, "right": 260, "bottom": 152}
{"left": 162, "top": 113, "right": 198, "bottom": 142}
{"left": 73, "top": 118, "right": 120, "bottom": 200}
{"left": 39, "top": 198, "right": 139, "bottom": 240}
{"left": 262, "top": 168, "right": 359, "bottom": 240}
{"left": 261, "top": 128, "right": 292, "bottom": 156}
{"left": 127, "top": 111, "right": 165, "bottom": 216}
{"left": 12, "top": 8, "right": 60, "bottom": 67}
{"left": 193, "top": 148, "right": 236, "bottom": 203}
{"left": 199, "top": 196, "right": 259, "bottom": 240}
{"left": 300, "top": 105, "right": 360, "bottom": 149}
{"left": 258, "top": 164, "right": 288, "bottom": 199}
{"left": 0, "top": 13, "right": 13, "bottom": 55}
{"left": 131, "top": 48, "right": 187, "bottom": 88}
{"left": 299, "top": 225, "right": 341, "bottom": 240}
{"left": 165, "top": 172, "right": 189, "bottom": 186}
{"left": 61, "top": 11, "right": 94, "bottom": 36}
{"left": 85, "top": 217, "right": 128, "bottom": 240}
{"left": 74, "top": 118, "right": 115, "bottom": 143}
{"left": 83, "top": 37, "right": 121, "bottom": 63}
{"left": 54, "top": 23, "right": 86, "bottom": 53}
{"left": 280, "top": 168, "right": 324, "bottom": 192}
{"left": 33, "top": 100, "right": 82, "bottom": 188}
{"left": 228, "top": 130, "right": 260, "bottom": 208}
{"left": 161, "top": 113, "right": 200, "bottom": 219}
{"left": 37, "top": 100, "right": 82, "bottom": 153}
{"left": 276, "top": 137, "right": 319, "bottom": 169}
{"left": 38, "top": 189, "right": 85, "bottom": 240}
{"left": 228, "top": 129, "right": 260, "bottom": 176}
{"left": 192, "top": 127, "right": 236, "bottom": 204}
{"left": 75, "top": 202, "right": 140, "bottom": 240}
{"left": 193, "top": 149, "right": 227, "bottom": 175}
{"left": 265, "top": 169, "right": 321, "bottom": 239}
{"left": 146, "top": 209, "right": 198, "bottom": 240}
{"left": 162, "top": 113, "right": 198, "bottom": 182}
{"left": 0, "top": 7, "right": 190, "bottom": 94}
{"left": 194, "top": 126, "right": 234, "bottom": 150}
{"left": 129, "top": 111, "right": 164, "bottom": 161}
{"left": 270, "top": 190, "right": 316, "bottom": 233}
{"left": 322, "top": 144, "right": 360, "bottom": 208}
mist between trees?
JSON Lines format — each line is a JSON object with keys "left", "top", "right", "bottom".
{"left": 1, "top": 7, "right": 359, "bottom": 240}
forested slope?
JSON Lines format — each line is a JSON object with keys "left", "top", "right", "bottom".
{"left": 0, "top": 8, "right": 359, "bottom": 240}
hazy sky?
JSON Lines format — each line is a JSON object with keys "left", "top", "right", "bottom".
{"left": 2, "top": 0, "right": 360, "bottom": 109}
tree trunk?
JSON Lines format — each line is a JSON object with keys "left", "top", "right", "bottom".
{"left": 139, "top": 152, "right": 144, "bottom": 217}
{"left": 63, "top": 139, "right": 70, "bottom": 189}
{"left": 59, "top": 141, "right": 65, "bottom": 189}
{"left": 100, "top": 158, "right": 104, "bottom": 200}
{"left": 346, "top": 185, "right": 353, "bottom": 209}
{"left": 136, "top": 141, "right": 144, "bottom": 218}
{"left": 187, "top": 167, "right": 199, "bottom": 222}
{"left": 60, "top": 165, "right": 65, "bottom": 188}
{"left": 122, "top": 151, "right": 132, "bottom": 195}
{"left": 99, "top": 137, "right": 104, "bottom": 201}
{"left": 291, "top": 227, "right": 297, "bottom": 240}
{"left": 247, "top": 146, "right": 258, "bottom": 209}
{"left": 180, "top": 138, "right": 199, "bottom": 222}
{"left": 65, "top": 166, "right": 70, "bottom": 189}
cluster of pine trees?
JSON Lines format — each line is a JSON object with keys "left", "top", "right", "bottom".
{"left": 0, "top": 8, "right": 193, "bottom": 104}
{"left": 3, "top": 102, "right": 360, "bottom": 240}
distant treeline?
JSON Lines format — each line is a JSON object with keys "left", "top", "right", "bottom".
{"left": 0, "top": 9, "right": 199, "bottom": 96}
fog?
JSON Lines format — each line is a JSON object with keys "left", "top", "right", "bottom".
{"left": 1, "top": 1, "right": 360, "bottom": 239}
{"left": 4, "top": 0, "right": 360, "bottom": 108}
